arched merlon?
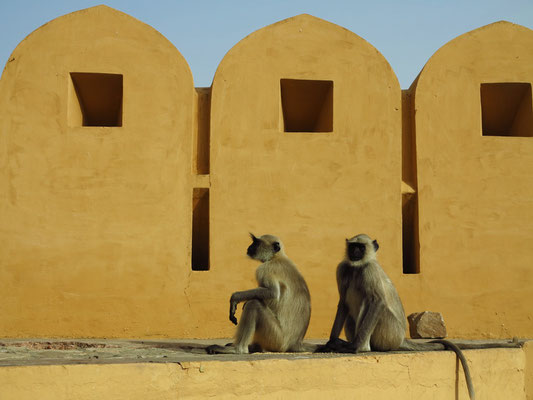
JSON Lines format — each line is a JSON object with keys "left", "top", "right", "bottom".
{"left": 0, "top": 6, "right": 196, "bottom": 337}
{"left": 208, "top": 14, "right": 402, "bottom": 337}
{"left": 407, "top": 21, "right": 533, "bottom": 337}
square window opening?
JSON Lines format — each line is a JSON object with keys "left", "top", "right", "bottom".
{"left": 69, "top": 72, "right": 123, "bottom": 127}
{"left": 280, "top": 79, "right": 333, "bottom": 132}
{"left": 480, "top": 82, "right": 532, "bottom": 137}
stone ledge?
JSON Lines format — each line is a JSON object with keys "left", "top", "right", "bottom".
{"left": 0, "top": 339, "right": 531, "bottom": 400}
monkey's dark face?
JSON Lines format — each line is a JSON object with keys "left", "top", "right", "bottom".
{"left": 346, "top": 235, "right": 379, "bottom": 264}
{"left": 347, "top": 242, "right": 366, "bottom": 262}
{"left": 247, "top": 234, "right": 282, "bottom": 262}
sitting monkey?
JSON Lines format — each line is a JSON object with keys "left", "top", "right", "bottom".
{"left": 206, "top": 234, "right": 311, "bottom": 354}
{"left": 316, "top": 233, "right": 476, "bottom": 399}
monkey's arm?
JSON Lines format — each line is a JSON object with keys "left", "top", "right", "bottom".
{"left": 314, "top": 301, "right": 351, "bottom": 353}
{"left": 230, "top": 287, "right": 278, "bottom": 303}
{"left": 329, "top": 262, "right": 351, "bottom": 340}
{"left": 315, "top": 264, "right": 351, "bottom": 353}
{"left": 229, "top": 284, "right": 280, "bottom": 325}
{"left": 329, "top": 301, "right": 348, "bottom": 340}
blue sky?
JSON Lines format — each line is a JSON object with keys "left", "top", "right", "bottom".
{"left": 1, "top": 1, "right": 532, "bottom": 88}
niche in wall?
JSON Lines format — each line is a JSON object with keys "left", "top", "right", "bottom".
{"left": 192, "top": 188, "right": 210, "bottom": 271}
{"left": 480, "top": 82, "right": 532, "bottom": 137}
{"left": 280, "top": 79, "right": 333, "bottom": 132}
{"left": 402, "top": 192, "right": 419, "bottom": 274}
{"left": 69, "top": 72, "right": 123, "bottom": 127}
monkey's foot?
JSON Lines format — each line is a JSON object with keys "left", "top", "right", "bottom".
{"left": 206, "top": 344, "right": 234, "bottom": 354}
{"left": 206, "top": 343, "right": 263, "bottom": 354}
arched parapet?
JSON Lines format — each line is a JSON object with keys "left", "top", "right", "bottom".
{"left": 410, "top": 21, "right": 533, "bottom": 338}
{"left": 414, "top": 21, "right": 533, "bottom": 140}
{"left": 0, "top": 6, "right": 195, "bottom": 337}
{"left": 210, "top": 14, "right": 401, "bottom": 337}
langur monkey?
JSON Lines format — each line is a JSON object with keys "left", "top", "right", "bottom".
{"left": 317, "top": 234, "right": 476, "bottom": 399}
{"left": 206, "top": 234, "right": 311, "bottom": 354}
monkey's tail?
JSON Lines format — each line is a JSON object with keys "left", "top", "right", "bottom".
{"left": 400, "top": 339, "right": 475, "bottom": 400}
{"left": 399, "top": 339, "right": 442, "bottom": 351}
{"left": 431, "top": 339, "right": 475, "bottom": 400}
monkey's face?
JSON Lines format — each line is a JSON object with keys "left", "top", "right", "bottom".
{"left": 347, "top": 242, "right": 366, "bottom": 262}
{"left": 346, "top": 234, "right": 379, "bottom": 264}
{"left": 247, "top": 234, "right": 282, "bottom": 262}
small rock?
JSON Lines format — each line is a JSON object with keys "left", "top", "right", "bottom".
{"left": 408, "top": 311, "right": 447, "bottom": 339}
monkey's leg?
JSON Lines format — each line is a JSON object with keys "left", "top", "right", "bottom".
{"left": 206, "top": 300, "right": 282, "bottom": 355}
{"left": 235, "top": 299, "right": 284, "bottom": 353}
{"left": 366, "top": 309, "right": 405, "bottom": 351}
{"left": 351, "top": 301, "right": 384, "bottom": 353}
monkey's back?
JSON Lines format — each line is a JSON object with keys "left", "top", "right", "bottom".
{"left": 257, "top": 256, "right": 311, "bottom": 342}
{"left": 365, "top": 261, "right": 407, "bottom": 350}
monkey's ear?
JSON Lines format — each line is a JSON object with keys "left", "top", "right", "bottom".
{"left": 373, "top": 240, "right": 379, "bottom": 252}
{"left": 273, "top": 242, "right": 281, "bottom": 253}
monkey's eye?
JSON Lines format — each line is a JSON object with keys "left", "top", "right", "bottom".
{"left": 348, "top": 243, "right": 365, "bottom": 253}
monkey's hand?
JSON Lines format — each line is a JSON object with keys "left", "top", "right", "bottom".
{"left": 314, "top": 344, "right": 333, "bottom": 353}
{"left": 229, "top": 299, "right": 238, "bottom": 325}
{"left": 314, "top": 338, "right": 351, "bottom": 353}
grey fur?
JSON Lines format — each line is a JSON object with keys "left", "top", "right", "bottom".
{"left": 317, "top": 233, "right": 475, "bottom": 400}
{"left": 206, "top": 234, "right": 311, "bottom": 354}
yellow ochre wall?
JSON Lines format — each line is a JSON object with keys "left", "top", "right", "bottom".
{"left": 0, "top": 6, "right": 196, "bottom": 337}
{"left": 0, "top": 348, "right": 529, "bottom": 400}
{"left": 208, "top": 14, "right": 401, "bottom": 338}
{"left": 0, "top": 6, "right": 532, "bottom": 340}
{"left": 405, "top": 21, "right": 533, "bottom": 338}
